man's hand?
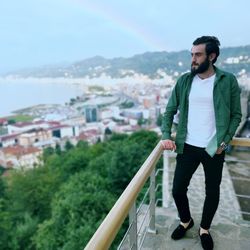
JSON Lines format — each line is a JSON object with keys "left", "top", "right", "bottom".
{"left": 215, "top": 147, "right": 223, "bottom": 154}
{"left": 161, "top": 139, "right": 176, "bottom": 151}
{"left": 216, "top": 142, "right": 228, "bottom": 154}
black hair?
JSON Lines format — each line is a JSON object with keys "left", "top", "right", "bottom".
{"left": 193, "top": 36, "right": 220, "bottom": 64}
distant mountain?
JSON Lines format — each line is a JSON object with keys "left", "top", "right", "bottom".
{"left": 3, "top": 45, "right": 250, "bottom": 79}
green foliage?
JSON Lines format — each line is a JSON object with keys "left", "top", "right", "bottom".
{"left": 34, "top": 171, "right": 115, "bottom": 250}
{"left": 6, "top": 167, "right": 61, "bottom": 221}
{"left": 0, "top": 198, "right": 12, "bottom": 250}
{"left": 42, "top": 147, "right": 55, "bottom": 162}
{"left": 109, "top": 132, "right": 128, "bottom": 142}
{"left": 64, "top": 140, "right": 74, "bottom": 151}
{"left": 59, "top": 147, "right": 90, "bottom": 176}
{"left": 8, "top": 45, "right": 250, "bottom": 79}
{"left": 76, "top": 140, "right": 88, "bottom": 149}
{"left": 55, "top": 144, "right": 61, "bottom": 155}
{"left": 6, "top": 115, "right": 34, "bottom": 123}
{"left": 108, "top": 142, "right": 142, "bottom": 194}
{"left": 137, "top": 118, "right": 151, "bottom": 126}
{"left": 0, "top": 177, "right": 6, "bottom": 198}
{"left": 119, "top": 100, "right": 134, "bottom": 108}
{"left": 7, "top": 119, "right": 16, "bottom": 124}
{"left": 104, "top": 127, "right": 112, "bottom": 135}
{"left": 128, "top": 130, "right": 159, "bottom": 150}
{"left": 0, "top": 166, "right": 5, "bottom": 176}
{"left": 10, "top": 213, "right": 39, "bottom": 250}
{"left": 91, "top": 130, "right": 159, "bottom": 195}
{"left": 0, "top": 130, "right": 160, "bottom": 250}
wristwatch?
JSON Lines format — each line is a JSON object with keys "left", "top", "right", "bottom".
{"left": 220, "top": 142, "right": 228, "bottom": 151}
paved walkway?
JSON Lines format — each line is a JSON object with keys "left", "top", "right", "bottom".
{"left": 140, "top": 158, "right": 250, "bottom": 250}
{"left": 141, "top": 205, "right": 250, "bottom": 250}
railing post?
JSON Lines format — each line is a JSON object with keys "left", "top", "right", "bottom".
{"left": 162, "top": 150, "right": 171, "bottom": 208}
{"left": 148, "top": 168, "right": 157, "bottom": 233}
{"left": 129, "top": 202, "right": 137, "bottom": 250}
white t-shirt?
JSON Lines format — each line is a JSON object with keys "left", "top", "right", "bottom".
{"left": 185, "top": 74, "right": 216, "bottom": 147}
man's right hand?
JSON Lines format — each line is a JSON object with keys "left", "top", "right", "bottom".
{"left": 161, "top": 139, "right": 176, "bottom": 151}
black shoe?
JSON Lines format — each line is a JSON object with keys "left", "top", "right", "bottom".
{"left": 199, "top": 230, "right": 214, "bottom": 250}
{"left": 171, "top": 218, "right": 194, "bottom": 240}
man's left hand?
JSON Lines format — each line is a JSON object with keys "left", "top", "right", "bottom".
{"left": 215, "top": 147, "right": 224, "bottom": 154}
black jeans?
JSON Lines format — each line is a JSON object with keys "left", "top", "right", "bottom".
{"left": 172, "top": 143, "right": 225, "bottom": 229}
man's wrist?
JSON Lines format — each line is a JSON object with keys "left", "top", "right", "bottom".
{"left": 220, "top": 142, "right": 228, "bottom": 151}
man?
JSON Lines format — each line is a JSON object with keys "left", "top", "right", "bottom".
{"left": 161, "top": 36, "right": 242, "bottom": 250}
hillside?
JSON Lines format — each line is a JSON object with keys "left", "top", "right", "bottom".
{"left": 3, "top": 45, "right": 250, "bottom": 79}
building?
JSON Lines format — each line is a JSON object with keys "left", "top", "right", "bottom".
{"left": 0, "top": 133, "right": 20, "bottom": 148}
{"left": 7, "top": 120, "right": 60, "bottom": 134}
{"left": 121, "top": 109, "right": 143, "bottom": 120}
{"left": 76, "top": 128, "right": 101, "bottom": 144}
{"left": 19, "top": 128, "right": 52, "bottom": 147}
{"left": 85, "top": 106, "right": 99, "bottom": 123}
{"left": 0, "top": 145, "right": 42, "bottom": 169}
{"left": 49, "top": 124, "right": 75, "bottom": 139}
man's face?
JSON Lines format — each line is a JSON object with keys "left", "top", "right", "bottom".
{"left": 190, "top": 44, "right": 210, "bottom": 75}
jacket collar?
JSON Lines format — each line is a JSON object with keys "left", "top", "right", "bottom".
{"left": 214, "top": 66, "right": 225, "bottom": 78}
{"left": 214, "top": 66, "right": 225, "bottom": 86}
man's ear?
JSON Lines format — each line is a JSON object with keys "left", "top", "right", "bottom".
{"left": 209, "top": 53, "right": 216, "bottom": 62}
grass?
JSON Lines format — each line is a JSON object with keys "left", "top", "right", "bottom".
{"left": 4, "top": 114, "right": 34, "bottom": 123}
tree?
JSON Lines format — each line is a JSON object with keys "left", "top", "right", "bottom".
{"left": 64, "top": 140, "right": 74, "bottom": 151}
{"left": 108, "top": 142, "right": 142, "bottom": 194}
{"left": 55, "top": 144, "right": 61, "bottom": 155}
{"left": 137, "top": 118, "right": 151, "bottom": 127}
{"left": 107, "top": 130, "right": 159, "bottom": 195}
{"left": 42, "top": 147, "right": 54, "bottom": 162}
{"left": 108, "top": 133, "right": 128, "bottom": 142}
{"left": 60, "top": 147, "right": 90, "bottom": 176}
{"left": 0, "top": 177, "right": 6, "bottom": 198}
{"left": 0, "top": 198, "right": 12, "bottom": 250}
{"left": 7, "top": 119, "right": 16, "bottom": 124}
{"left": 76, "top": 140, "right": 88, "bottom": 149}
{"left": 6, "top": 166, "right": 61, "bottom": 222}
{"left": 34, "top": 171, "right": 115, "bottom": 250}
{"left": 0, "top": 130, "right": 160, "bottom": 250}
{"left": 104, "top": 127, "right": 112, "bottom": 135}
{"left": 104, "top": 127, "right": 112, "bottom": 140}
{"left": 10, "top": 213, "right": 38, "bottom": 250}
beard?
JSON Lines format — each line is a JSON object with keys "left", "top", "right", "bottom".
{"left": 191, "top": 57, "right": 210, "bottom": 75}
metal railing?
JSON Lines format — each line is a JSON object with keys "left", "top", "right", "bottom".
{"left": 84, "top": 137, "right": 250, "bottom": 250}
{"left": 84, "top": 141, "right": 163, "bottom": 250}
{"left": 117, "top": 168, "right": 163, "bottom": 250}
{"left": 225, "top": 157, "right": 250, "bottom": 217}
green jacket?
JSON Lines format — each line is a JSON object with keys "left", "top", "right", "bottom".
{"left": 161, "top": 67, "right": 242, "bottom": 156}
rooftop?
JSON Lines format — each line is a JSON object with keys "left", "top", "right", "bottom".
{"left": 1, "top": 145, "right": 41, "bottom": 156}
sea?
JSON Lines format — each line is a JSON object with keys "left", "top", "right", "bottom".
{"left": 0, "top": 75, "right": 171, "bottom": 118}
{"left": 0, "top": 78, "right": 85, "bottom": 117}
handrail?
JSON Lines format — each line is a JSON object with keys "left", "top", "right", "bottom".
{"left": 230, "top": 137, "right": 250, "bottom": 147}
{"left": 84, "top": 136, "right": 250, "bottom": 249}
{"left": 84, "top": 141, "right": 163, "bottom": 250}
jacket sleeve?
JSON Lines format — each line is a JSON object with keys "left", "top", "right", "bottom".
{"left": 161, "top": 81, "right": 179, "bottom": 140}
{"left": 223, "top": 76, "right": 242, "bottom": 143}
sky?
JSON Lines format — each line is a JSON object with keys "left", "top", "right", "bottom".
{"left": 1, "top": 0, "right": 250, "bottom": 73}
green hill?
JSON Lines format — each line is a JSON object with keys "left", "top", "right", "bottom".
{"left": 4, "top": 45, "right": 250, "bottom": 78}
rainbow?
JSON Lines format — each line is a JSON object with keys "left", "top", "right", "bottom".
{"left": 73, "top": 0, "right": 166, "bottom": 52}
